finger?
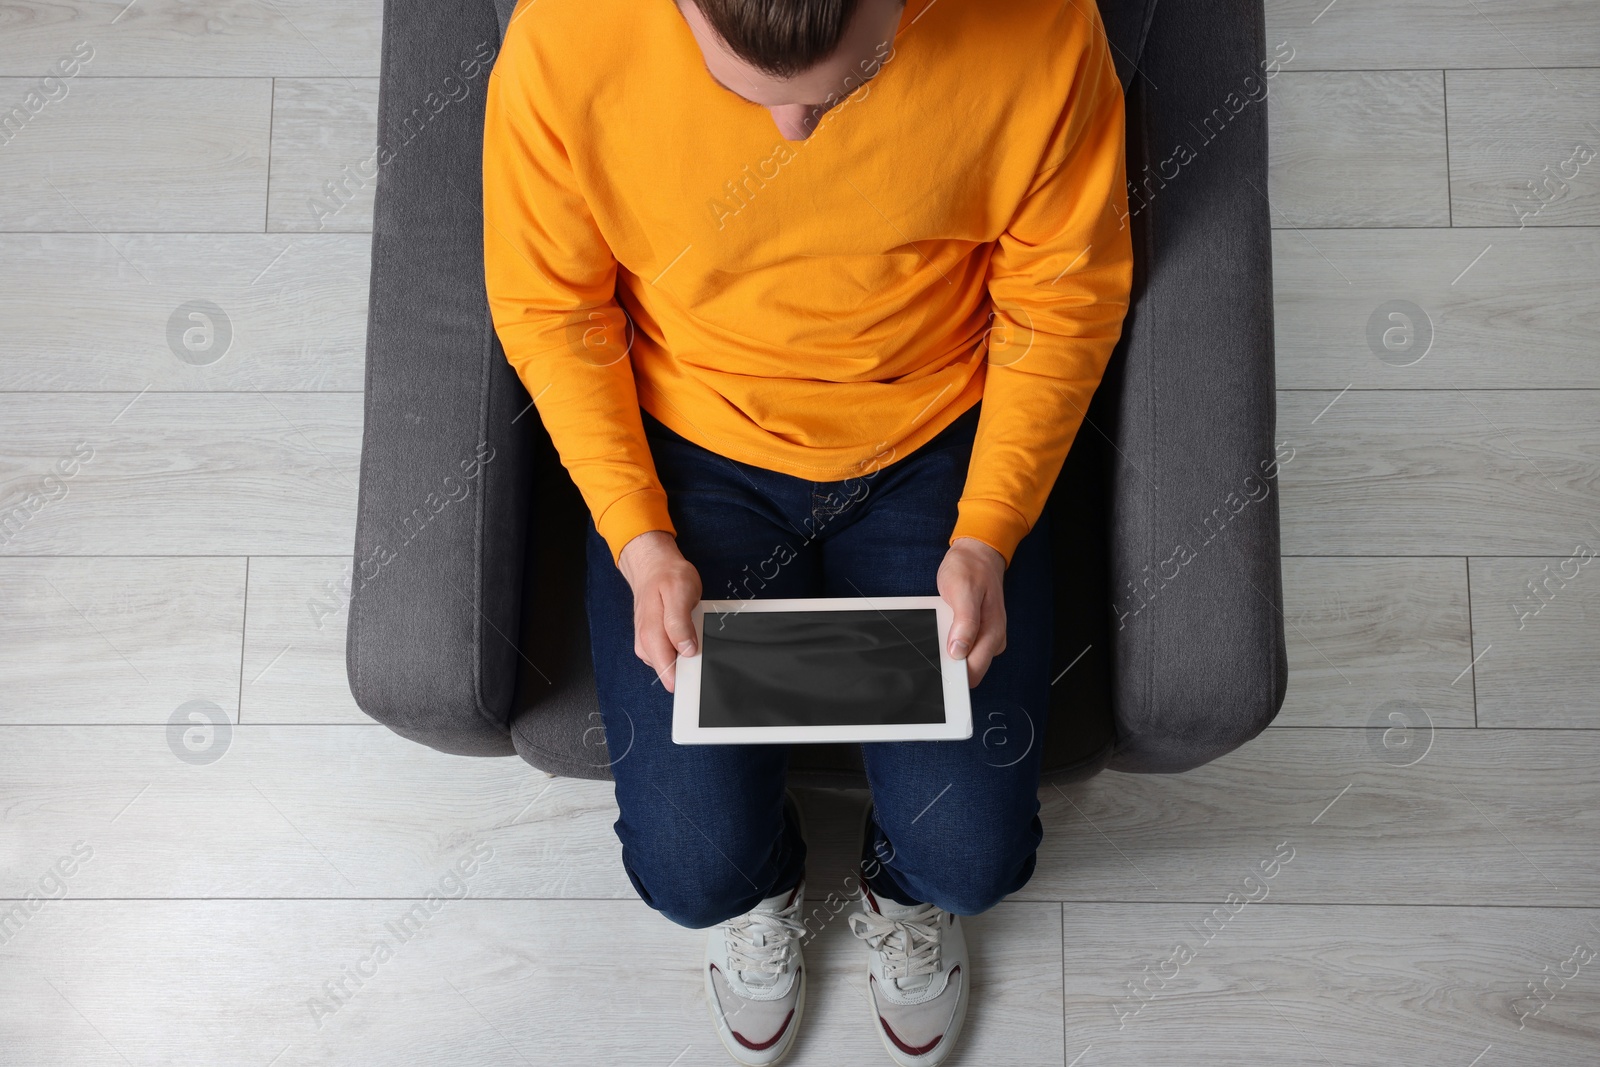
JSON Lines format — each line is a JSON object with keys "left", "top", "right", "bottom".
{"left": 635, "top": 597, "right": 679, "bottom": 693}
{"left": 940, "top": 575, "right": 982, "bottom": 660}
{"left": 963, "top": 627, "right": 1006, "bottom": 688}
{"left": 965, "top": 649, "right": 990, "bottom": 688}
{"left": 661, "top": 577, "right": 699, "bottom": 658}
{"left": 958, "top": 579, "right": 1007, "bottom": 687}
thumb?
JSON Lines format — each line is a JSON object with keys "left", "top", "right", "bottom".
{"left": 662, "top": 590, "right": 698, "bottom": 657}
{"left": 941, "top": 578, "right": 981, "bottom": 659}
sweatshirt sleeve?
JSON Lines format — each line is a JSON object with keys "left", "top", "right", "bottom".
{"left": 482, "top": 30, "right": 675, "bottom": 565}
{"left": 951, "top": 21, "right": 1133, "bottom": 567}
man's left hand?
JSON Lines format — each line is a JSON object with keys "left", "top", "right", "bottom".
{"left": 937, "top": 536, "right": 1007, "bottom": 687}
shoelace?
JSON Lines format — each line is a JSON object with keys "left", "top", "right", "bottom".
{"left": 723, "top": 900, "right": 808, "bottom": 992}
{"left": 847, "top": 902, "right": 944, "bottom": 987}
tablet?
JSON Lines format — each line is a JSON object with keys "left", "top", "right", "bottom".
{"left": 671, "top": 595, "right": 973, "bottom": 745}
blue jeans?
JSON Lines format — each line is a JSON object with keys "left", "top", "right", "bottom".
{"left": 584, "top": 400, "right": 1054, "bottom": 929}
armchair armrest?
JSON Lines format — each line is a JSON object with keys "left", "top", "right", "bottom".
{"left": 1104, "top": 0, "right": 1289, "bottom": 772}
{"left": 346, "top": 0, "right": 533, "bottom": 756}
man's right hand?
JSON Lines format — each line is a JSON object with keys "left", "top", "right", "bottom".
{"left": 616, "top": 530, "right": 702, "bottom": 693}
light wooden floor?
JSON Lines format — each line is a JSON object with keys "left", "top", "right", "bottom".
{"left": 3, "top": 1, "right": 1599, "bottom": 1064}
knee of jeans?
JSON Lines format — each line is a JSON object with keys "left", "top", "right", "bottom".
{"left": 883, "top": 810, "right": 1041, "bottom": 916}
{"left": 916, "top": 847, "right": 1035, "bottom": 916}
{"left": 626, "top": 856, "right": 768, "bottom": 929}
{"left": 620, "top": 816, "right": 785, "bottom": 930}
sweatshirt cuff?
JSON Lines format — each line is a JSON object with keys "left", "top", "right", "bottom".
{"left": 596, "top": 487, "right": 677, "bottom": 565}
{"left": 950, "top": 498, "right": 1033, "bottom": 569}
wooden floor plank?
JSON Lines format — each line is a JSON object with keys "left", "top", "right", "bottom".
{"left": 1266, "top": 0, "right": 1600, "bottom": 70}
{"left": 0, "top": 77, "right": 271, "bottom": 232}
{"left": 1061, "top": 902, "right": 1600, "bottom": 1065}
{"left": 1469, "top": 554, "right": 1600, "bottom": 728}
{"left": 0, "top": 0, "right": 382, "bottom": 78}
{"left": 0, "top": 557, "right": 244, "bottom": 725}
{"left": 1277, "top": 389, "right": 1600, "bottom": 556}
{"left": 0, "top": 724, "right": 627, "bottom": 901}
{"left": 0, "top": 896, "right": 1061, "bottom": 1067}
{"left": 3, "top": 727, "right": 1597, "bottom": 906}
{"left": 1269, "top": 71, "right": 1450, "bottom": 227}
{"left": 0, "top": 234, "right": 368, "bottom": 391}
{"left": 1034, "top": 728, "right": 1600, "bottom": 907}
{"left": 266, "top": 78, "right": 380, "bottom": 234}
{"left": 1448, "top": 68, "right": 1600, "bottom": 227}
{"left": 0, "top": 393, "right": 360, "bottom": 556}
{"left": 1273, "top": 227, "right": 1600, "bottom": 388}
{"left": 1279, "top": 556, "right": 1475, "bottom": 727}
{"left": 241, "top": 556, "right": 367, "bottom": 724}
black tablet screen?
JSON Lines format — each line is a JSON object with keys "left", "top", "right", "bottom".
{"left": 698, "top": 608, "right": 946, "bottom": 729}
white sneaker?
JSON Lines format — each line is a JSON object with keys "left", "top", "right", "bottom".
{"left": 703, "top": 790, "right": 808, "bottom": 1066}
{"left": 847, "top": 802, "right": 969, "bottom": 1067}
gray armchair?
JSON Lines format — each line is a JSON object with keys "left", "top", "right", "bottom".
{"left": 347, "top": 0, "right": 1286, "bottom": 787}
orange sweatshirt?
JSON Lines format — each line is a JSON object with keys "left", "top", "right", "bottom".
{"left": 483, "top": 0, "right": 1132, "bottom": 567}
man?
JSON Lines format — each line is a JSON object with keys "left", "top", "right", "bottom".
{"left": 483, "top": 0, "right": 1131, "bottom": 1062}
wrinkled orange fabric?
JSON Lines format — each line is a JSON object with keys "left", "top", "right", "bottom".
{"left": 484, "top": 0, "right": 1132, "bottom": 566}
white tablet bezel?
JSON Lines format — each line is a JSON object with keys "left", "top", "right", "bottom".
{"left": 671, "top": 595, "right": 973, "bottom": 745}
